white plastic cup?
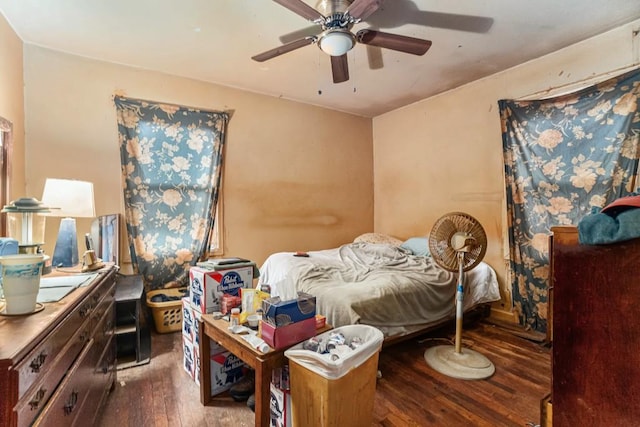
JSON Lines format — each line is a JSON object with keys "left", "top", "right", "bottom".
{"left": 0, "top": 254, "right": 44, "bottom": 314}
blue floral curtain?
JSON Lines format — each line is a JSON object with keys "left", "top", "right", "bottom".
{"left": 499, "top": 68, "right": 640, "bottom": 333}
{"left": 114, "top": 96, "right": 228, "bottom": 290}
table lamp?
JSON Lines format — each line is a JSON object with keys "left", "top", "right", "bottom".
{"left": 41, "top": 178, "right": 96, "bottom": 268}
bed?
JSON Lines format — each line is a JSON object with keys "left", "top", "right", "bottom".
{"left": 257, "top": 234, "right": 501, "bottom": 340}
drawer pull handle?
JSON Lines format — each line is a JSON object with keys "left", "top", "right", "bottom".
{"left": 29, "top": 388, "right": 47, "bottom": 410}
{"left": 64, "top": 390, "right": 78, "bottom": 415}
{"left": 30, "top": 352, "right": 47, "bottom": 373}
{"left": 103, "top": 321, "right": 113, "bottom": 333}
{"left": 79, "top": 305, "right": 91, "bottom": 317}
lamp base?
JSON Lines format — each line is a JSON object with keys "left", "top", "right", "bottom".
{"left": 424, "top": 345, "right": 495, "bottom": 380}
{"left": 51, "top": 218, "right": 79, "bottom": 268}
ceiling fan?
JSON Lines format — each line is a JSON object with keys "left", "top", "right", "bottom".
{"left": 251, "top": 0, "right": 432, "bottom": 84}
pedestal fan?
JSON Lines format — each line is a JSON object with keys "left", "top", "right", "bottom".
{"left": 424, "top": 212, "right": 495, "bottom": 380}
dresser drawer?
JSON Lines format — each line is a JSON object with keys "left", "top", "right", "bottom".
{"left": 91, "top": 278, "right": 116, "bottom": 330}
{"left": 14, "top": 320, "right": 94, "bottom": 427}
{"left": 32, "top": 337, "right": 101, "bottom": 427}
{"left": 15, "top": 299, "right": 93, "bottom": 398}
{"left": 93, "top": 301, "right": 115, "bottom": 352}
{"left": 78, "top": 336, "right": 117, "bottom": 424}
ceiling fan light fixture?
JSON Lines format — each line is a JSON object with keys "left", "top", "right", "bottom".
{"left": 318, "top": 30, "right": 354, "bottom": 56}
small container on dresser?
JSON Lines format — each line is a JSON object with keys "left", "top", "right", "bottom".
{"left": 0, "top": 265, "right": 117, "bottom": 427}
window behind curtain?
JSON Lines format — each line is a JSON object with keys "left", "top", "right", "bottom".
{"left": 0, "top": 117, "right": 13, "bottom": 237}
{"left": 114, "top": 96, "right": 228, "bottom": 290}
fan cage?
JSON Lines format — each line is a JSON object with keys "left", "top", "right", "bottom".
{"left": 428, "top": 212, "right": 487, "bottom": 272}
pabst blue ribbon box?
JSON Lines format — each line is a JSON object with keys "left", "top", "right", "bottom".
{"left": 189, "top": 265, "right": 254, "bottom": 314}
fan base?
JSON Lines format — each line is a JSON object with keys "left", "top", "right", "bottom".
{"left": 424, "top": 345, "right": 495, "bottom": 380}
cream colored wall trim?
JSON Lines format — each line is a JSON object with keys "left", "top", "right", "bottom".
{"left": 489, "top": 307, "right": 519, "bottom": 324}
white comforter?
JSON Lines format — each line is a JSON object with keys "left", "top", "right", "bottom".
{"left": 257, "top": 243, "right": 500, "bottom": 332}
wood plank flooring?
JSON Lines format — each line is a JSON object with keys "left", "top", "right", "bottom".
{"left": 97, "top": 321, "right": 550, "bottom": 426}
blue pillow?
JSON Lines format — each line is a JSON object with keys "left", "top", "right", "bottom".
{"left": 400, "top": 237, "right": 430, "bottom": 257}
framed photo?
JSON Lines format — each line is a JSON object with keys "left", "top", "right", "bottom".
{"left": 90, "top": 214, "right": 120, "bottom": 265}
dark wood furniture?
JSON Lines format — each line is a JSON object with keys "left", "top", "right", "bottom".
{"left": 114, "top": 274, "right": 150, "bottom": 369}
{"left": 198, "top": 315, "right": 331, "bottom": 427}
{"left": 0, "top": 265, "right": 117, "bottom": 427}
{"left": 549, "top": 226, "right": 640, "bottom": 426}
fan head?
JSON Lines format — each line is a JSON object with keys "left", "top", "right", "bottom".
{"left": 428, "top": 212, "right": 487, "bottom": 272}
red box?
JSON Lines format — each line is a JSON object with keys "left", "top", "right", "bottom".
{"left": 261, "top": 317, "right": 316, "bottom": 350}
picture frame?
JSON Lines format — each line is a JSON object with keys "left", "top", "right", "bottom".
{"left": 90, "top": 213, "right": 120, "bottom": 265}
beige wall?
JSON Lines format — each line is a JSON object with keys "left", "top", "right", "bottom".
{"left": 373, "top": 19, "right": 640, "bottom": 318}
{"left": 0, "top": 14, "right": 25, "bottom": 199}
{"left": 15, "top": 18, "right": 640, "bottom": 316}
{"left": 23, "top": 46, "right": 373, "bottom": 269}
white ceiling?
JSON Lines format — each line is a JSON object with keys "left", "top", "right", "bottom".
{"left": 1, "top": 0, "right": 639, "bottom": 117}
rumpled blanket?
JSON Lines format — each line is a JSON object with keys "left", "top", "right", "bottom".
{"left": 257, "top": 243, "right": 500, "bottom": 330}
{"left": 578, "top": 207, "right": 640, "bottom": 245}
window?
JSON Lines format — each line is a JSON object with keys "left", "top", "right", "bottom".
{"left": 0, "top": 117, "right": 13, "bottom": 237}
{"left": 207, "top": 189, "right": 224, "bottom": 256}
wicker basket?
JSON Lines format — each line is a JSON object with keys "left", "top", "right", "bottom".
{"left": 146, "top": 287, "right": 188, "bottom": 333}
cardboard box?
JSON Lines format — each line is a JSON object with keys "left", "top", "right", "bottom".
{"left": 182, "top": 332, "right": 223, "bottom": 384}
{"left": 182, "top": 335, "right": 196, "bottom": 379}
{"left": 270, "top": 383, "right": 292, "bottom": 427}
{"left": 315, "top": 314, "right": 326, "bottom": 329}
{"left": 184, "top": 337, "right": 243, "bottom": 395}
{"left": 262, "top": 293, "right": 316, "bottom": 327}
{"left": 183, "top": 297, "right": 218, "bottom": 347}
{"left": 208, "top": 349, "right": 247, "bottom": 396}
{"left": 261, "top": 317, "right": 316, "bottom": 350}
{"left": 189, "top": 265, "right": 253, "bottom": 314}
{"left": 182, "top": 297, "right": 196, "bottom": 341}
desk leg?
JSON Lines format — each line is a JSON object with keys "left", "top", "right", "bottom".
{"left": 255, "top": 358, "right": 274, "bottom": 427}
{"left": 199, "top": 319, "right": 211, "bottom": 405}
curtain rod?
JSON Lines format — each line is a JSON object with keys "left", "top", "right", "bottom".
{"left": 517, "top": 62, "right": 640, "bottom": 101}
{"left": 111, "top": 93, "right": 233, "bottom": 117}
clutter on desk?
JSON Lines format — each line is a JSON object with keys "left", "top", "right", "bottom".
{"left": 239, "top": 288, "right": 270, "bottom": 323}
{"left": 262, "top": 292, "right": 316, "bottom": 327}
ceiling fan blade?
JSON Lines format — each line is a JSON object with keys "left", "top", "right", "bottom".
{"left": 251, "top": 37, "right": 316, "bottom": 62}
{"left": 356, "top": 29, "right": 431, "bottom": 56}
{"left": 279, "top": 25, "right": 322, "bottom": 44}
{"left": 273, "top": 0, "right": 325, "bottom": 22}
{"left": 346, "top": 0, "right": 384, "bottom": 21}
{"left": 331, "top": 55, "right": 349, "bottom": 83}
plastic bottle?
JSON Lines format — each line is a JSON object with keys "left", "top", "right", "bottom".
{"left": 256, "top": 308, "right": 264, "bottom": 337}
{"left": 230, "top": 308, "right": 240, "bottom": 327}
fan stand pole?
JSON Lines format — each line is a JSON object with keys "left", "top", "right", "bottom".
{"left": 423, "top": 251, "right": 495, "bottom": 380}
{"left": 454, "top": 252, "right": 464, "bottom": 354}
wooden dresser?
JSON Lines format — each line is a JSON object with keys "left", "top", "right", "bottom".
{"left": 548, "top": 226, "right": 640, "bottom": 426}
{"left": 0, "top": 265, "right": 117, "bottom": 427}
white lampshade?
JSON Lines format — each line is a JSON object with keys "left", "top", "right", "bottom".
{"left": 41, "top": 178, "right": 95, "bottom": 218}
{"left": 319, "top": 30, "right": 354, "bottom": 56}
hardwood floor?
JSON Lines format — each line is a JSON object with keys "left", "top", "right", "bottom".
{"left": 97, "top": 321, "right": 550, "bottom": 427}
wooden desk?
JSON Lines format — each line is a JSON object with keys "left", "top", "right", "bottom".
{"left": 199, "top": 315, "right": 330, "bottom": 427}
